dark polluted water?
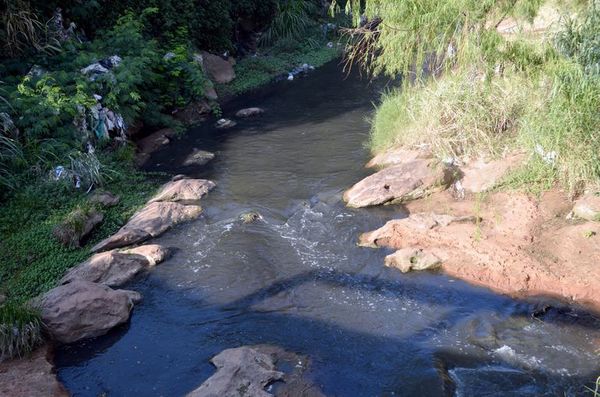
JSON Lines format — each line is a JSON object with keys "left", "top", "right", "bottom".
{"left": 56, "top": 60, "right": 600, "bottom": 396}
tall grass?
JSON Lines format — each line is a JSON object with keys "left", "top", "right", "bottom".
{"left": 260, "top": 0, "right": 318, "bottom": 46}
{"left": 0, "top": 302, "right": 43, "bottom": 361}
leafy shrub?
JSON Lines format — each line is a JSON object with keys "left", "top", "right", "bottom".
{"left": 0, "top": 302, "right": 43, "bottom": 361}
{"left": 260, "top": 0, "right": 318, "bottom": 46}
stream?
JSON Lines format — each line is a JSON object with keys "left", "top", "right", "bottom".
{"left": 56, "top": 60, "right": 600, "bottom": 396}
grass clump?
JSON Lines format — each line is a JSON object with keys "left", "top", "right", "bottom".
{"left": 0, "top": 302, "right": 43, "bottom": 361}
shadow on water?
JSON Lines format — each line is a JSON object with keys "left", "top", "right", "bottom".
{"left": 56, "top": 59, "right": 600, "bottom": 396}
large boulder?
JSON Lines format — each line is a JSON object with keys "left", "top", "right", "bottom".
{"left": 92, "top": 202, "right": 202, "bottom": 252}
{"left": 137, "top": 128, "right": 177, "bottom": 155}
{"left": 344, "top": 160, "right": 456, "bottom": 208}
{"left": 199, "top": 52, "right": 235, "bottom": 84}
{"left": 0, "top": 345, "right": 69, "bottom": 397}
{"left": 120, "top": 244, "right": 171, "bottom": 266}
{"left": 61, "top": 250, "right": 150, "bottom": 287}
{"left": 187, "top": 347, "right": 283, "bottom": 397}
{"left": 149, "top": 178, "right": 216, "bottom": 204}
{"left": 39, "top": 280, "right": 141, "bottom": 344}
{"left": 572, "top": 193, "right": 600, "bottom": 221}
{"left": 384, "top": 247, "right": 442, "bottom": 273}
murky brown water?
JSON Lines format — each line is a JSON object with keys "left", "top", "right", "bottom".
{"left": 56, "top": 60, "right": 600, "bottom": 396}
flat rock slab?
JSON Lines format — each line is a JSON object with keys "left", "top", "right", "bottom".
{"left": 235, "top": 107, "right": 264, "bottom": 118}
{"left": 39, "top": 280, "right": 141, "bottom": 344}
{"left": 0, "top": 345, "right": 68, "bottom": 397}
{"left": 384, "top": 247, "right": 442, "bottom": 273}
{"left": 344, "top": 160, "right": 456, "bottom": 208}
{"left": 149, "top": 178, "right": 215, "bottom": 204}
{"left": 460, "top": 154, "right": 524, "bottom": 193}
{"left": 92, "top": 202, "right": 202, "bottom": 252}
{"left": 573, "top": 193, "right": 600, "bottom": 221}
{"left": 187, "top": 346, "right": 283, "bottom": 397}
{"left": 61, "top": 250, "right": 150, "bottom": 287}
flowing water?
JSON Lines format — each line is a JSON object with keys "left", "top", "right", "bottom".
{"left": 56, "top": 61, "right": 600, "bottom": 396}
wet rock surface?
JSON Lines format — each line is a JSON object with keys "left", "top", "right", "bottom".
{"left": 39, "top": 280, "right": 140, "bottom": 344}
{"left": 182, "top": 149, "right": 215, "bottom": 167}
{"left": 149, "top": 178, "right": 215, "bottom": 204}
{"left": 235, "top": 107, "right": 264, "bottom": 118}
{"left": 187, "top": 346, "right": 323, "bottom": 397}
{"left": 0, "top": 345, "right": 68, "bottom": 397}
{"left": 120, "top": 244, "right": 171, "bottom": 266}
{"left": 61, "top": 250, "right": 151, "bottom": 287}
{"left": 344, "top": 159, "right": 456, "bottom": 208}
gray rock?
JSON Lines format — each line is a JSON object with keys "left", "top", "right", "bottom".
{"left": 235, "top": 107, "right": 264, "bottom": 118}
{"left": 573, "top": 193, "right": 600, "bottom": 221}
{"left": 120, "top": 244, "right": 171, "bottom": 266}
{"left": 215, "top": 118, "right": 236, "bottom": 129}
{"left": 89, "top": 190, "right": 120, "bottom": 207}
{"left": 149, "top": 178, "right": 216, "bottom": 204}
{"left": 61, "top": 251, "right": 150, "bottom": 287}
{"left": 39, "top": 280, "right": 140, "bottom": 344}
{"left": 199, "top": 51, "right": 236, "bottom": 84}
{"left": 182, "top": 149, "right": 215, "bottom": 167}
{"left": 187, "top": 346, "right": 283, "bottom": 397}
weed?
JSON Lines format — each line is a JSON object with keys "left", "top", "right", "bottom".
{"left": 0, "top": 302, "right": 43, "bottom": 361}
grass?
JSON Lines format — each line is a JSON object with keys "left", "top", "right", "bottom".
{"left": 0, "top": 302, "right": 43, "bottom": 361}
{"left": 218, "top": 39, "right": 342, "bottom": 97}
{"left": 0, "top": 151, "right": 162, "bottom": 304}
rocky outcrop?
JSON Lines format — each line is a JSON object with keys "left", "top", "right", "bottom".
{"left": 235, "top": 107, "right": 264, "bottom": 118}
{"left": 187, "top": 346, "right": 283, "bottom": 397}
{"left": 0, "top": 345, "right": 68, "bottom": 397}
{"left": 61, "top": 250, "right": 150, "bottom": 287}
{"left": 39, "top": 280, "right": 141, "bottom": 344}
{"left": 89, "top": 190, "right": 120, "bottom": 207}
{"left": 572, "top": 193, "right": 600, "bottom": 221}
{"left": 384, "top": 247, "right": 441, "bottom": 273}
{"left": 149, "top": 178, "right": 215, "bottom": 204}
{"left": 459, "top": 154, "right": 524, "bottom": 193}
{"left": 53, "top": 209, "right": 103, "bottom": 248}
{"left": 199, "top": 52, "right": 235, "bottom": 84}
{"left": 344, "top": 159, "right": 456, "bottom": 208}
{"left": 182, "top": 149, "right": 215, "bottom": 167}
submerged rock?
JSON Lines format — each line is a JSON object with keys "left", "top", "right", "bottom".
{"left": 92, "top": 202, "right": 203, "bottom": 252}
{"left": 187, "top": 346, "right": 283, "bottom": 397}
{"left": 0, "top": 345, "right": 69, "bottom": 397}
{"left": 384, "top": 247, "right": 442, "bottom": 273}
{"left": 215, "top": 118, "right": 237, "bottom": 129}
{"left": 235, "top": 107, "right": 264, "bottom": 118}
{"left": 39, "top": 280, "right": 140, "bottom": 344}
{"left": 149, "top": 178, "right": 216, "bottom": 204}
{"left": 572, "top": 193, "right": 600, "bottom": 221}
{"left": 182, "top": 149, "right": 215, "bottom": 167}
{"left": 344, "top": 159, "right": 457, "bottom": 208}
{"left": 240, "top": 211, "right": 262, "bottom": 224}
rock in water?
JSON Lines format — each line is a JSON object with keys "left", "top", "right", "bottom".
{"left": 92, "top": 202, "right": 202, "bottom": 252}
{"left": 39, "top": 280, "right": 141, "bottom": 344}
{"left": 343, "top": 159, "right": 456, "bottom": 208}
{"left": 120, "top": 244, "right": 171, "bottom": 266}
{"left": 199, "top": 52, "right": 235, "bottom": 84}
{"left": 384, "top": 247, "right": 442, "bottom": 273}
{"left": 235, "top": 107, "right": 264, "bottom": 118}
{"left": 149, "top": 179, "right": 216, "bottom": 204}
{"left": 182, "top": 149, "right": 215, "bottom": 167}
{"left": 61, "top": 251, "right": 150, "bottom": 287}
{"left": 215, "top": 118, "right": 236, "bottom": 129}
{"left": 187, "top": 346, "right": 283, "bottom": 397}
{"left": 0, "top": 345, "right": 69, "bottom": 397}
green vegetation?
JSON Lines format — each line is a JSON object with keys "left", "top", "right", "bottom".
{"left": 0, "top": 302, "right": 43, "bottom": 360}
{"left": 0, "top": 0, "right": 345, "bottom": 359}
{"left": 342, "top": 0, "right": 600, "bottom": 194}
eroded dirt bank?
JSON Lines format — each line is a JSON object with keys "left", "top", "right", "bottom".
{"left": 348, "top": 147, "right": 600, "bottom": 311}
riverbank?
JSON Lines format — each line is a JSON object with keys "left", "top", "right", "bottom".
{"left": 346, "top": 145, "right": 600, "bottom": 312}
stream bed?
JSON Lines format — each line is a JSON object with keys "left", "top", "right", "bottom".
{"left": 56, "top": 60, "right": 600, "bottom": 396}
